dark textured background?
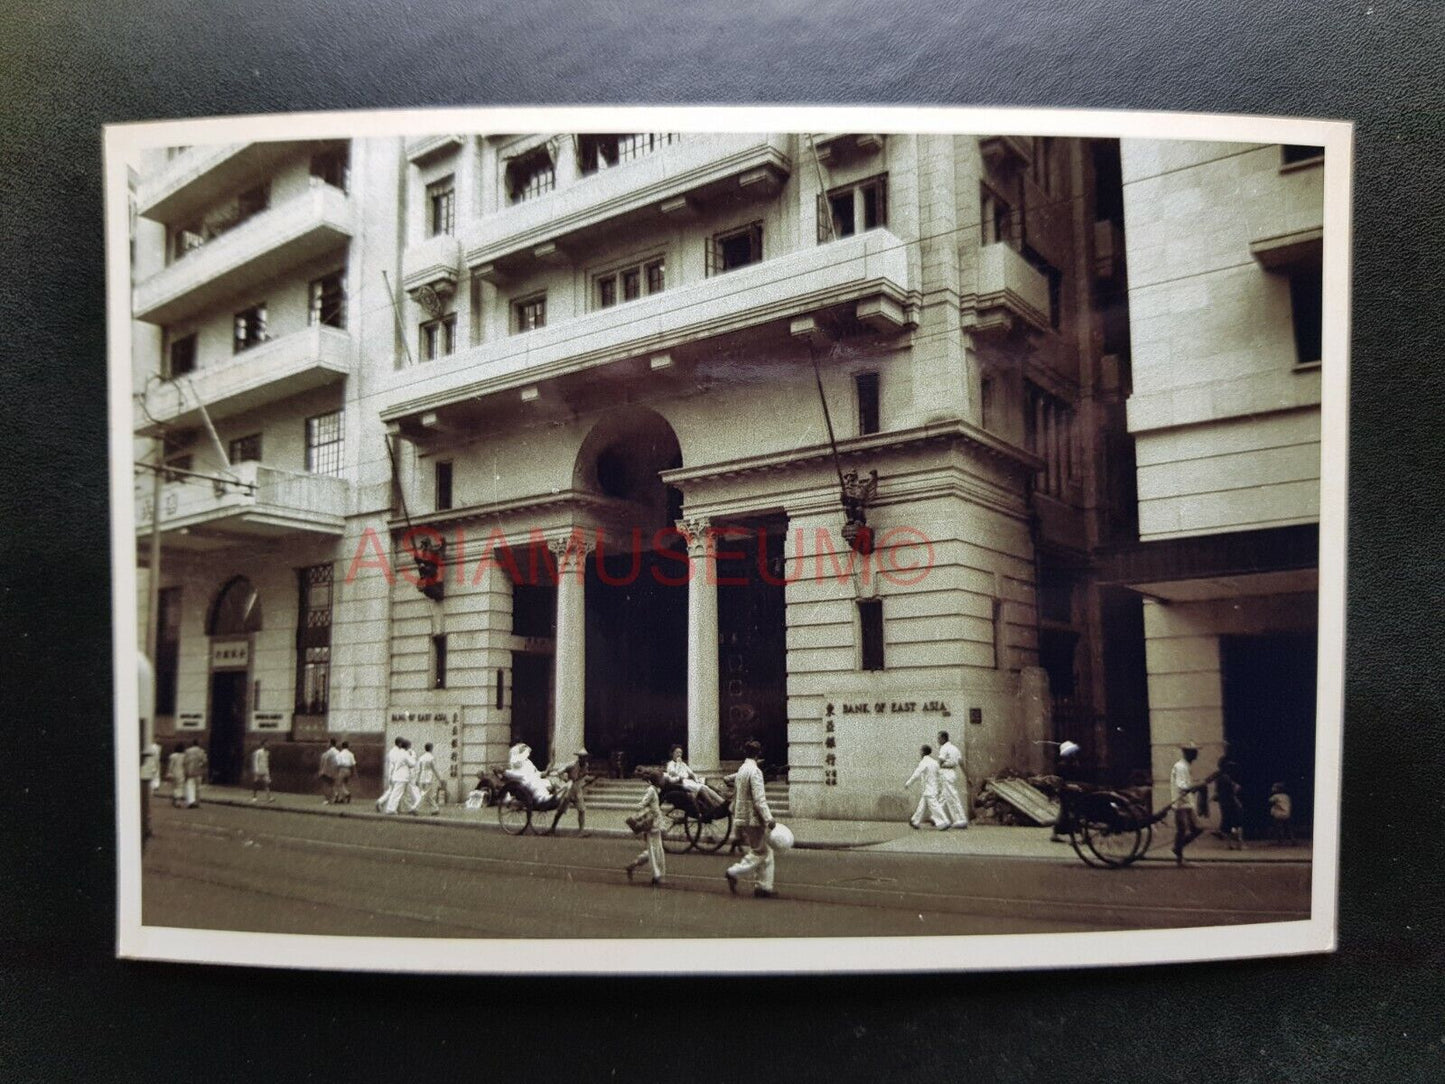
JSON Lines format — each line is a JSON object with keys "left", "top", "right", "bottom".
{"left": 1, "top": 1, "right": 1442, "bottom": 1079}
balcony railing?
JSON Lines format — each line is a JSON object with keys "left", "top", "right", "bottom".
{"left": 136, "top": 141, "right": 312, "bottom": 224}
{"left": 136, "top": 325, "right": 352, "bottom": 436}
{"left": 135, "top": 460, "right": 349, "bottom": 544}
{"left": 133, "top": 184, "right": 353, "bottom": 325}
{"left": 381, "top": 228, "right": 913, "bottom": 430}
{"left": 466, "top": 133, "right": 792, "bottom": 280}
{"left": 967, "top": 242, "right": 1051, "bottom": 336}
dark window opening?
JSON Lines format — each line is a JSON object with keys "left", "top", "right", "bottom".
{"left": 228, "top": 433, "right": 262, "bottom": 463}
{"left": 236, "top": 184, "right": 269, "bottom": 222}
{"left": 513, "top": 583, "right": 558, "bottom": 638}
{"left": 855, "top": 372, "right": 880, "bottom": 436}
{"left": 421, "top": 315, "right": 456, "bottom": 360}
{"left": 596, "top": 258, "right": 664, "bottom": 309}
{"left": 233, "top": 304, "right": 268, "bottom": 353}
{"left": 1023, "top": 246, "right": 1063, "bottom": 329}
{"left": 859, "top": 599, "right": 885, "bottom": 671}
{"left": 507, "top": 147, "right": 555, "bottom": 204}
{"left": 981, "top": 185, "right": 1017, "bottom": 247}
{"left": 432, "top": 634, "right": 448, "bottom": 690}
{"left": 427, "top": 176, "right": 455, "bottom": 237}
{"left": 155, "top": 586, "right": 181, "bottom": 716}
{"left": 310, "top": 146, "right": 350, "bottom": 191}
{"left": 578, "top": 134, "right": 620, "bottom": 174}
{"left": 296, "top": 564, "right": 333, "bottom": 715}
{"left": 166, "top": 333, "right": 197, "bottom": 378}
{"left": 1289, "top": 264, "right": 1323, "bottom": 365}
{"left": 435, "top": 460, "right": 453, "bottom": 512}
{"left": 161, "top": 453, "right": 192, "bottom": 484}
{"left": 309, "top": 270, "right": 346, "bottom": 329}
{"left": 513, "top": 294, "right": 546, "bottom": 333}
{"left": 819, "top": 175, "right": 888, "bottom": 243}
{"left": 707, "top": 222, "right": 763, "bottom": 276}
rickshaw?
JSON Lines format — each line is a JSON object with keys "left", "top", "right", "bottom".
{"left": 490, "top": 768, "right": 567, "bottom": 836}
{"left": 1058, "top": 782, "right": 1169, "bottom": 867}
{"left": 658, "top": 779, "right": 734, "bottom": 854}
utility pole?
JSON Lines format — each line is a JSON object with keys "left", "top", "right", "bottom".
{"left": 141, "top": 443, "right": 163, "bottom": 845}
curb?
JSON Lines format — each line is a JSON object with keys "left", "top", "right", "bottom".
{"left": 189, "top": 796, "right": 1311, "bottom": 862}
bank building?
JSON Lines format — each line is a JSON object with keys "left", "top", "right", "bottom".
{"left": 131, "top": 130, "right": 1322, "bottom": 825}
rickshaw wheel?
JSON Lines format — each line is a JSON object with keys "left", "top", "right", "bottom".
{"left": 530, "top": 806, "right": 557, "bottom": 836}
{"left": 661, "top": 809, "right": 692, "bottom": 854}
{"left": 498, "top": 796, "right": 529, "bottom": 836}
{"left": 1081, "top": 795, "right": 1145, "bottom": 867}
{"left": 689, "top": 808, "right": 733, "bottom": 853}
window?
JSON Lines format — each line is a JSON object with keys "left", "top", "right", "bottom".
{"left": 1025, "top": 381, "right": 1075, "bottom": 498}
{"left": 855, "top": 372, "right": 880, "bottom": 436}
{"left": 156, "top": 587, "right": 181, "bottom": 716}
{"left": 305, "top": 409, "right": 345, "bottom": 477}
{"left": 512, "top": 294, "right": 546, "bottom": 334}
{"left": 421, "top": 315, "right": 457, "bottom": 360}
{"left": 296, "top": 564, "right": 333, "bottom": 715}
{"left": 1023, "top": 246, "right": 1062, "bottom": 329}
{"left": 859, "top": 599, "right": 885, "bottom": 671}
{"left": 165, "top": 333, "right": 197, "bottom": 379}
{"left": 981, "top": 186, "right": 1017, "bottom": 247}
{"left": 706, "top": 222, "right": 763, "bottom": 276}
{"left": 578, "top": 132, "right": 679, "bottom": 174}
{"left": 228, "top": 433, "right": 262, "bottom": 463}
{"left": 1030, "top": 137, "right": 1058, "bottom": 195}
{"left": 435, "top": 460, "right": 453, "bottom": 512}
{"left": 1281, "top": 144, "right": 1324, "bottom": 166}
{"left": 309, "top": 270, "right": 346, "bottom": 329}
{"left": 595, "top": 257, "right": 665, "bottom": 309}
{"left": 818, "top": 174, "right": 888, "bottom": 242}
{"left": 432, "top": 634, "right": 448, "bottom": 690}
{"left": 427, "top": 175, "right": 455, "bottom": 237}
{"left": 1289, "top": 263, "right": 1323, "bottom": 365}
{"left": 233, "top": 304, "right": 268, "bottom": 353}
{"left": 310, "top": 146, "right": 350, "bottom": 191}
{"left": 506, "top": 146, "right": 555, "bottom": 204}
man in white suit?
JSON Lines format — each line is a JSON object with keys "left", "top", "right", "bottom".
{"left": 725, "top": 739, "right": 778, "bottom": 899}
{"left": 936, "top": 731, "right": 969, "bottom": 829}
{"left": 904, "top": 744, "right": 949, "bottom": 830}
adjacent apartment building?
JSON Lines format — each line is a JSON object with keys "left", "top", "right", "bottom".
{"left": 133, "top": 130, "right": 1311, "bottom": 822}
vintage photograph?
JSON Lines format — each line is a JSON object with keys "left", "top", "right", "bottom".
{"left": 108, "top": 107, "right": 1348, "bottom": 971}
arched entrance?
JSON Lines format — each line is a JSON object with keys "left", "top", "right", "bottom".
{"left": 206, "top": 576, "right": 261, "bottom": 785}
{"left": 577, "top": 409, "right": 687, "bottom": 769}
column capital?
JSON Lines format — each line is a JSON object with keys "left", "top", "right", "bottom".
{"left": 675, "top": 517, "right": 711, "bottom": 558}
{"left": 546, "top": 531, "right": 597, "bottom": 560}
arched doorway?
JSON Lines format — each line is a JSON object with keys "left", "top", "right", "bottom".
{"left": 576, "top": 408, "right": 687, "bottom": 770}
{"left": 206, "top": 576, "right": 262, "bottom": 785}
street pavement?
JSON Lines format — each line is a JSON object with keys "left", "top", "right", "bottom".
{"left": 141, "top": 789, "right": 1312, "bottom": 939}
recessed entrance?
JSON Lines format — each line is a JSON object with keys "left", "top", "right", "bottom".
{"left": 206, "top": 576, "right": 261, "bottom": 785}
{"left": 1221, "top": 631, "right": 1317, "bottom": 836}
{"left": 714, "top": 515, "right": 787, "bottom": 763}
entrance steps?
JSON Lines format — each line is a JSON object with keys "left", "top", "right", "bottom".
{"left": 585, "top": 777, "right": 791, "bottom": 816}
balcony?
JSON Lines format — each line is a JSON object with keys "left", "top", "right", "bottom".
{"left": 466, "top": 133, "right": 791, "bottom": 282}
{"left": 135, "top": 461, "right": 349, "bottom": 549}
{"left": 406, "top": 134, "right": 466, "bottom": 164}
{"left": 402, "top": 233, "right": 465, "bottom": 300}
{"left": 135, "top": 326, "right": 352, "bottom": 436}
{"left": 133, "top": 184, "right": 354, "bottom": 325}
{"left": 811, "top": 133, "right": 886, "bottom": 165}
{"left": 966, "top": 242, "right": 1051, "bottom": 338}
{"left": 381, "top": 228, "right": 914, "bottom": 432}
{"left": 136, "top": 141, "right": 313, "bottom": 224}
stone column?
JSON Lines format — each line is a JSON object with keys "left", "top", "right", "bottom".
{"left": 678, "top": 517, "right": 720, "bottom": 772}
{"left": 549, "top": 534, "right": 591, "bottom": 763}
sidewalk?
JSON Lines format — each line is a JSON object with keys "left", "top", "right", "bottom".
{"left": 167, "top": 785, "right": 1313, "bottom": 864}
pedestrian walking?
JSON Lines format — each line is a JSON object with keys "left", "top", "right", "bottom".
{"left": 724, "top": 739, "right": 778, "bottom": 899}
{"left": 166, "top": 743, "right": 186, "bottom": 807}
{"left": 903, "top": 744, "right": 948, "bottom": 830}
{"left": 1269, "top": 782, "right": 1295, "bottom": 846}
{"left": 411, "top": 742, "right": 443, "bottom": 815}
{"left": 1170, "top": 742, "right": 1207, "bottom": 865}
{"left": 376, "top": 737, "right": 409, "bottom": 814}
{"left": 318, "top": 739, "right": 340, "bottom": 804}
{"left": 181, "top": 740, "right": 207, "bottom": 808}
{"left": 624, "top": 769, "right": 665, "bottom": 886}
{"left": 333, "top": 741, "right": 355, "bottom": 803}
{"left": 1213, "top": 757, "right": 1245, "bottom": 849}
{"left": 550, "top": 747, "right": 593, "bottom": 836}
{"left": 936, "top": 731, "right": 969, "bottom": 829}
{"left": 250, "top": 739, "right": 274, "bottom": 803}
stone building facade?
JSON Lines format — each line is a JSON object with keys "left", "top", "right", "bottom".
{"left": 131, "top": 130, "right": 1189, "bottom": 818}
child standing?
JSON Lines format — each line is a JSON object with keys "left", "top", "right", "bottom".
{"left": 1269, "top": 782, "right": 1295, "bottom": 846}
{"left": 626, "top": 770, "right": 666, "bottom": 886}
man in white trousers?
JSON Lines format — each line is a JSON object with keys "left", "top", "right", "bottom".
{"left": 410, "top": 742, "right": 443, "bottom": 815}
{"left": 725, "top": 739, "right": 778, "bottom": 899}
{"left": 903, "top": 744, "right": 949, "bottom": 830}
{"left": 376, "top": 737, "right": 413, "bottom": 814}
{"left": 936, "top": 731, "right": 969, "bottom": 829}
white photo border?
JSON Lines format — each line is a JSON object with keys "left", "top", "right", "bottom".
{"left": 107, "top": 104, "right": 1351, "bottom": 973}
